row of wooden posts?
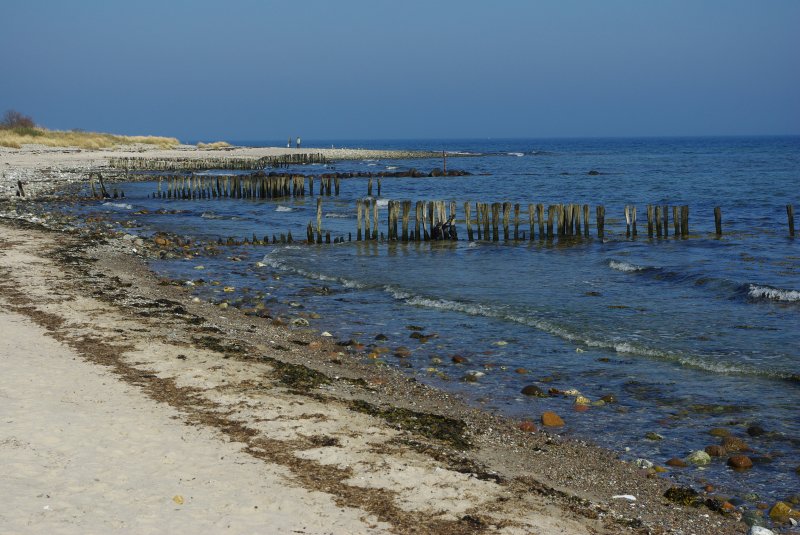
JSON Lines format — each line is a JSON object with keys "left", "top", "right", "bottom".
{"left": 110, "top": 153, "right": 329, "bottom": 171}
{"left": 152, "top": 174, "right": 340, "bottom": 200}
{"left": 334, "top": 200, "right": 796, "bottom": 242}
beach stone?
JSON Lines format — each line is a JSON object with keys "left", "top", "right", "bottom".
{"left": 748, "top": 527, "right": 775, "bottom": 535}
{"left": 747, "top": 424, "right": 766, "bottom": 436}
{"left": 705, "top": 445, "right": 727, "bottom": 457}
{"left": 574, "top": 395, "right": 591, "bottom": 405}
{"left": 394, "top": 346, "right": 411, "bottom": 358}
{"left": 666, "top": 457, "right": 688, "bottom": 468}
{"left": 600, "top": 394, "right": 617, "bottom": 403}
{"left": 645, "top": 432, "right": 663, "bottom": 441}
{"left": 451, "top": 355, "right": 468, "bottom": 364}
{"left": 573, "top": 404, "right": 589, "bottom": 412}
{"left": 769, "top": 501, "right": 792, "bottom": 521}
{"left": 521, "top": 385, "right": 547, "bottom": 397}
{"left": 515, "top": 367, "right": 528, "bottom": 374}
{"left": 291, "top": 318, "right": 310, "bottom": 327}
{"left": 709, "top": 427, "right": 731, "bottom": 437}
{"left": 721, "top": 436, "right": 750, "bottom": 451}
{"left": 743, "top": 509, "right": 766, "bottom": 527}
{"left": 686, "top": 450, "right": 712, "bottom": 465}
{"left": 374, "top": 333, "right": 388, "bottom": 341}
{"left": 541, "top": 411, "right": 565, "bottom": 427}
{"left": 636, "top": 458, "right": 654, "bottom": 469}
{"left": 728, "top": 455, "right": 754, "bottom": 469}
{"left": 518, "top": 421, "right": 537, "bottom": 433}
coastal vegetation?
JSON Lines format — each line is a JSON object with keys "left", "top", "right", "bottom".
{"left": 196, "top": 141, "right": 232, "bottom": 150}
{"left": 0, "top": 109, "right": 180, "bottom": 150}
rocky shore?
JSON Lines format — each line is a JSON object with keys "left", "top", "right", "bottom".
{"left": 0, "top": 144, "right": 779, "bottom": 534}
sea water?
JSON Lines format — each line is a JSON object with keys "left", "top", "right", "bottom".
{"left": 83, "top": 137, "right": 800, "bottom": 503}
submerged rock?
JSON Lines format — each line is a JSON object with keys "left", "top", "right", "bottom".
{"left": 686, "top": 450, "right": 712, "bottom": 465}
{"left": 666, "top": 458, "right": 688, "bottom": 468}
{"left": 518, "top": 421, "right": 537, "bottom": 433}
{"left": 728, "top": 455, "right": 754, "bottom": 469}
{"left": 721, "top": 436, "right": 750, "bottom": 452}
{"left": 521, "top": 385, "right": 547, "bottom": 397}
{"left": 705, "top": 445, "right": 727, "bottom": 457}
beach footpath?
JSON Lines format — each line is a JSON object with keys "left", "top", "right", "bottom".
{"left": 0, "top": 145, "right": 751, "bottom": 534}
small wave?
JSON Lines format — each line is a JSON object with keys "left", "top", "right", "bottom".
{"left": 325, "top": 213, "right": 350, "bottom": 219}
{"left": 507, "top": 152, "right": 524, "bottom": 157}
{"left": 609, "top": 260, "right": 648, "bottom": 273}
{"left": 260, "top": 253, "right": 366, "bottom": 289}
{"left": 376, "top": 199, "right": 390, "bottom": 208}
{"left": 386, "top": 166, "right": 398, "bottom": 170}
{"left": 748, "top": 284, "right": 800, "bottom": 302}
{"left": 275, "top": 206, "right": 293, "bottom": 212}
{"left": 102, "top": 202, "right": 133, "bottom": 210}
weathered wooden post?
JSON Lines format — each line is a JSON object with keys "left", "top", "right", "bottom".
{"left": 583, "top": 204, "right": 590, "bottom": 237}
{"left": 465, "top": 202, "right": 473, "bottom": 241}
{"left": 482, "top": 203, "right": 490, "bottom": 240}
{"left": 528, "top": 204, "right": 535, "bottom": 241}
{"left": 647, "top": 205, "right": 654, "bottom": 237}
{"left": 356, "top": 199, "right": 363, "bottom": 241}
{"left": 416, "top": 201, "right": 423, "bottom": 241}
{"left": 655, "top": 205, "right": 663, "bottom": 237}
{"left": 546, "top": 205, "right": 555, "bottom": 239}
{"left": 368, "top": 176, "right": 373, "bottom": 197}
{"left": 402, "top": 200, "right": 411, "bottom": 241}
{"left": 714, "top": 206, "right": 722, "bottom": 236}
{"left": 502, "top": 202, "right": 511, "bottom": 241}
{"left": 672, "top": 206, "right": 680, "bottom": 236}
{"left": 377, "top": 179, "right": 382, "bottom": 197}
{"left": 662, "top": 205, "right": 669, "bottom": 237}
{"left": 513, "top": 204, "right": 520, "bottom": 240}
{"left": 316, "top": 198, "right": 323, "bottom": 243}
{"left": 537, "top": 204, "right": 545, "bottom": 239}
{"left": 491, "top": 203, "right": 500, "bottom": 241}
{"left": 788, "top": 204, "right": 796, "bottom": 237}
{"left": 681, "top": 205, "right": 689, "bottom": 237}
{"left": 632, "top": 206, "right": 638, "bottom": 237}
{"left": 365, "top": 199, "right": 372, "bottom": 240}
{"left": 372, "top": 199, "right": 379, "bottom": 240}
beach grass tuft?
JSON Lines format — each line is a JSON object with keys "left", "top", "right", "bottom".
{"left": 0, "top": 126, "right": 180, "bottom": 150}
{"left": 196, "top": 141, "right": 232, "bottom": 150}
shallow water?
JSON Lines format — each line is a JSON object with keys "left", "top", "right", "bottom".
{"left": 71, "top": 136, "right": 800, "bottom": 504}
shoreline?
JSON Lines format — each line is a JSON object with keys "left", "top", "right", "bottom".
{"left": 0, "top": 145, "right": 755, "bottom": 534}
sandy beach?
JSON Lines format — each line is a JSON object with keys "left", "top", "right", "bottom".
{"left": 0, "top": 145, "right": 752, "bottom": 534}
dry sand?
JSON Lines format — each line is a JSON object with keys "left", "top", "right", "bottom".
{"left": 0, "top": 144, "right": 751, "bottom": 534}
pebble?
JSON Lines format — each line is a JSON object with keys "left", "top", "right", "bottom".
{"left": 748, "top": 527, "right": 775, "bottom": 535}
{"left": 769, "top": 501, "right": 793, "bottom": 521}
{"left": 666, "top": 458, "right": 687, "bottom": 468}
{"left": 600, "top": 394, "right": 617, "bottom": 403}
{"left": 635, "top": 458, "right": 654, "bottom": 469}
{"left": 686, "top": 450, "right": 712, "bottom": 465}
{"left": 515, "top": 368, "right": 528, "bottom": 374}
{"left": 645, "top": 432, "right": 663, "bottom": 441}
{"left": 291, "top": 318, "right": 310, "bottom": 326}
{"left": 747, "top": 424, "right": 766, "bottom": 436}
{"left": 451, "top": 355, "right": 467, "bottom": 364}
{"left": 709, "top": 427, "right": 731, "bottom": 438}
{"left": 394, "top": 346, "right": 411, "bottom": 358}
{"left": 541, "top": 411, "right": 565, "bottom": 427}
{"left": 728, "top": 455, "right": 754, "bottom": 469}
{"left": 574, "top": 395, "right": 591, "bottom": 405}
{"left": 518, "top": 421, "right": 537, "bottom": 433}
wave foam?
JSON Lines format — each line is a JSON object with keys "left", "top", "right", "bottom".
{"left": 102, "top": 202, "right": 133, "bottom": 210}
{"left": 748, "top": 284, "right": 800, "bottom": 302}
{"left": 609, "top": 260, "right": 647, "bottom": 273}
{"left": 275, "top": 206, "right": 293, "bottom": 212}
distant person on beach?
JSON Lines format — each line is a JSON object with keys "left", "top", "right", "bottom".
{"left": 287, "top": 137, "right": 291, "bottom": 148}
{"left": 296, "top": 137, "right": 301, "bottom": 149}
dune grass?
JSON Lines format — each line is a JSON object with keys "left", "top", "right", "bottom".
{"left": 196, "top": 141, "right": 233, "bottom": 150}
{"left": 0, "top": 126, "right": 181, "bottom": 150}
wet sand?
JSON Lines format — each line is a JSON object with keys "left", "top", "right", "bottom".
{"left": 0, "top": 145, "right": 749, "bottom": 534}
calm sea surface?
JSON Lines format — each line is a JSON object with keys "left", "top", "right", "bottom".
{"left": 84, "top": 137, "right": 800, "bottom": 503}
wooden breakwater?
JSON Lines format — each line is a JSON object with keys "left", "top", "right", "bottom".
{"left": 151, "top": 174, "right": 340, "bottom": 200}
{"left": 109, "top": 153, "right": 329, "bottom": 171}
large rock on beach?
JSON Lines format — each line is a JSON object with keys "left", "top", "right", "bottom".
{"left": 769, "top": 501, "right": 793, "bottom": 521}
{"left": 541, "top": 411, "right": 565, "bottom": 427}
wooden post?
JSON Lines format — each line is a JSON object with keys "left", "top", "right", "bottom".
{"left": 632, "top": 206, "right": 638, "bottom": 237}
{"left": 673, "top": 206, "right": 680, "bottom": 236}
{"left": 714, "top": 206, "right": 722, "bottom": 236}
{"left": 662, "top": 205, "right": 669, "bottom": 237}
{"left": 528, "top": 204, "right": 535, "bottom": 241}
{"left": 546, "top": 205, "right": 554, "bottom": 239}
{"left": 316, "top": 198, "right": 323, "bottom": 243}
{"left": 625, "top": 205, "right": 631, "bottom": 237}
{"left": 788, "top": 204, "right": 795, "bottom": 237}
{"left": 475, "top": 203, "right": 482, "bottom": 240}
{"left": 655, "top": 205, "right": 663, "bottom": 237}
{"left": 443, "top": 151, "right": 447, "bottom": 174}
{"left": 583, "top": 204, "right": 590, "bottom": 237}
{"left": 514, "top": 203, "right": 520, "bottom": 240}
{"left": 356, "top": 199, "right": 363, "bottom": 241}
{"left": 377, "top": 178, "right": 382, "bottom": 197}
{"left": 416, "top": 201, "right": 423, "bottom": 241}
{"left": 482, "top": 203, "right": 490, "bottom": 240}
{"left": 465, "top": 202, "right": 473, "bottom": 241}
{"left": 502, "top": 202, "right": 511, "bottom": 241}
{"left": 681, "top": 205, "right": 689, "bottom": 237}
{"left": 368, "top": 176, "right": 373, "bottom": 197}
{"left": 334, "top": 177, "right": 340, "bottom": 196}
{"left": 491, "top": 203, "right": 500, "bottom": 241}
{"left": 537, "top": 204, "right": 545, "bottom": 239}
{"left": 372, "top": 199, "right": 379, "bottom": 240}
{"left": 647, "top": 204, "right": 654, "bottom": 238}
{"left": 365, "top": 199, "right": 372, "bottom": 240}
{"left": 402, "top": 200, "right": 411, "bottom": 241}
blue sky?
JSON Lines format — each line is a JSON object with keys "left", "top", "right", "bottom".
{"left": 2, "top": 0, "right": 798, "bottom": 141}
